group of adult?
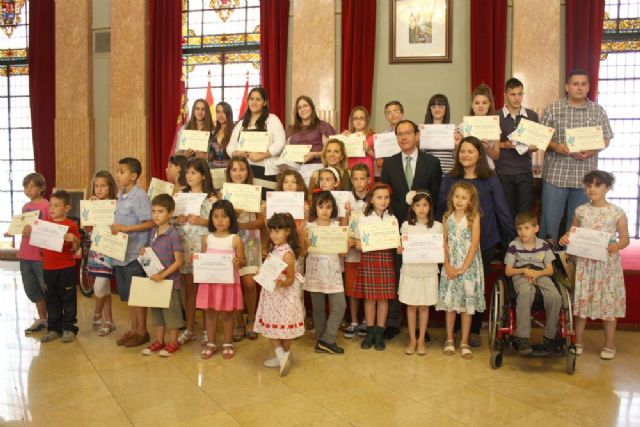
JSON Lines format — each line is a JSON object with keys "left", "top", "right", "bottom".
{"left": 174, "top": 68, "right": 613, "bottom": 346}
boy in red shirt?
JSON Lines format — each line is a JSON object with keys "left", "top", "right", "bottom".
{"left": 37, "top": 190, "right": 81, "bottom": 343}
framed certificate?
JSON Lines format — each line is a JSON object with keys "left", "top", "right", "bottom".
{"left": 359, "top": 220, "right": 400, "bottom": 252}
{"left": 80, "top": 199, "right": 116, "bottom": 227}
{"left": 508, "top": 119, "right": 554, "bottom": 151}
{"left": 566, "top": 126, "right": 605, "bottom": 152}
{"left": 401, "top": 233, "right": 444, "bottom": 263}
{"left": 266, "top": 191, "right": 305, "bottom": 219}
{"left": 462, "top": 116, "right": 501, "bottom": 141}
{"left": 308, "top": 225, "right": 349, "bottom": 254}
{"left": 90, "top": 226, "right": 129, "bottom": 262}
{"left": 419, "top": 124, "right": 456, "bottom": 150}
{"left": 148, "top": 178, "right": 175, "bottom": 201}
{"left": 373, "top": 132, "right": 401, "bottom": 158}
{"left": 281, "top": 144, "right": 312, "bottom": 163}
{"left": 221, "top": 183, "right": 262, "bottom": 213}
{"left": 331, "top": 133, "right": 366, "bottom": 158}
{"left": 128, "top": 276, "right": 173, "bottom": 308}
{"left": 177, "top": 129, "right": 210, "bottom": 152}
{"left": 6, "top": 210, "right": 39, "bottom": 236}
{"left": 238, "top": 131, "right": 270, "bottom": 153}
{"left": 193, "top": 253, "right": 235, "bottom": 284}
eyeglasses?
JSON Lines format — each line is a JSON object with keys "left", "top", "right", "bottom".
{"left": 397, "top": 131, "right": 415, "bottom": 137}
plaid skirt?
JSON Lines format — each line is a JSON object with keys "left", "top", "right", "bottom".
{"left": 353, "top": 249, "right": 396, "bottom": 300}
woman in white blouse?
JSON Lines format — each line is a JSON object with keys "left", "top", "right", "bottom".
{"left": 227, "top": 87, "right": 286, "bottom": 193}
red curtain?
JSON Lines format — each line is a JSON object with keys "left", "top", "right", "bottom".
{"left": 470, "top": 0, "right": 508, "bottom": 109}
{"left": 149, "top": 0, "right": 183, "bottom": 179}
{"left": 340, "top": 0, "right": 377, "bottom": 130}
{"left": 29, "top": 0, "right": 56, "bottom": 196}
{"left": 566, "top": 0, "right": 605, "bottom": 101}
{"left": 260, "top": 0, "right": 290, "bottom": 122}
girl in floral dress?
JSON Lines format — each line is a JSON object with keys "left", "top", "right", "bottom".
{"left": 254, "top": 213, "right": 305, "bottom": 377}
{"left": 560, "top": 171, "right": 629, "bottom": 360}
{"left": 437, "top": 181, "right": 484, "bottom": 360}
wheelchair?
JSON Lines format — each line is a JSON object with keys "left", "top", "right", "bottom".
{"left": 488, "top": 244, "right": 577, "bottom": 374}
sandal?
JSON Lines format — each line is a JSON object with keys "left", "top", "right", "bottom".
{"left": 571, "top": 344, "right": 584, "bottom": 356}
{"left": 222, "top": 343, "right": 235, "bottom": 360}
{"left": 178, "top": 330, "right": 197, "bottom": 346}
{"left": 92, "top": 313, "right": 102, "bottom": 330}
{"left": 246, "top": 320, "right": 258, "bottom": 340}
{"left": 443, "top": 340, "right": 455, "bottom": 356}
{"left": 460, "top": 344, "right": 473, "bottom": 360}
{"left": 232, "top": 325, "right": 246, "bottom": 342}
{"left": 417, "top": 343, "right": 427, "bottom": 356}
{"left": 200, "top": 343, "right": 217, "bottom": 359}
{"left": 405, "top": 343, "right": 416, "bottom": 355}
{"left": 600, "top": 347, "right": 616, "bottom": 360}
{"left": 97, "top": 321, "right": 116, "bottom": 337}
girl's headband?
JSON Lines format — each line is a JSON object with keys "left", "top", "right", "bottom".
{"left": 320, "top": 167, "right": 341, "bottom": 184}
{"left": 405, "top": 190, "right": 431, "bottom": 205}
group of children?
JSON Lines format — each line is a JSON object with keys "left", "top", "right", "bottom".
{"left": 12, "top": 151, "right": 629, "bottom": 376}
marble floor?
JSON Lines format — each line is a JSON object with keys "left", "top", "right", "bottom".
{"left": 1, "top": 261, "right": 639, "bottom": 427}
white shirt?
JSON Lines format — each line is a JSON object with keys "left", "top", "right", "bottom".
{"left": 226, "top": 114, "right": 286, "bottom": 167}
{"left": 401, "top": 148, "right": 418, "bottom": 183}
{"left": 501, "top": 105, "right": 528, "bottom": 120}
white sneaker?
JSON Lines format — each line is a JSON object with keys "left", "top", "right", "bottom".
{"left": 279, "top": 351, "right": 291, "bottom": 377}
{"left": 263, "top": 356, "right": 280, "bottom": 368}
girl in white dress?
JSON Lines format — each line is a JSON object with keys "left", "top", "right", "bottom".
{"left": 398, "top": 190, "right": 442, "bottom": 356}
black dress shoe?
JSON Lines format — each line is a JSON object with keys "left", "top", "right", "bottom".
{"left": 317, "top": 340, "right": 345, "bottom": 355}
{"left": 384, "top": 326, "right": 399, "bottom": 340}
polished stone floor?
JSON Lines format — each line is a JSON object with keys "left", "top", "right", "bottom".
{"left": 1, "top": 260, "right": 639, "bottom": 426}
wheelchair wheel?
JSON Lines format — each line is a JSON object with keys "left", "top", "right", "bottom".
{"left": 490, "top": 351, "right": 503, "bottom": 369}
{"left": 78, "top": 231, "right": 94, "bottom": 297}
{"left": 558, "top": 283, "right": 574, "bottom": 346}
{"left": 566, "top": 345, "right": 577, "bottom": 374}
{"left": 489, "top": 277, "right": 505, "bottom": 352}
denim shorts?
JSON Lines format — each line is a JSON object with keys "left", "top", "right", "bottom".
{"left": 20, "top": 260, "right": 46, "bottom": 302}
{"left": 113, "top": 260, "right": 145, "bottom": 302}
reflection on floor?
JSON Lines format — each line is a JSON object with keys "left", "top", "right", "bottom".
{"left": 1, "top": 260, "right": 639, "bottom": 427}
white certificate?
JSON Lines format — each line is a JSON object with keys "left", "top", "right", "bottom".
{"left": 177, "top": 129, "right": 210, "bottom": 152}
{"left": 211, "top": 168, "right": 226, "bottom": 190}
{"left": 6, "top": 210, "right": 39, "bottom": 236}
{"left": 331, "top": 191, "right": 351, "bottom": 218}
{"left": 566, "top": 126, "right": 605, "bottom": 152}
{"left": 462, "top": 116, "right": 501, "bottom": 141}
{"left": 419, "top": 124, "right": 456, "bottom": 150}
{"left": 137, "top": 247, "right": 165, "bottom": 277}
{"left": 173, "top": 192, "right": 207, "bottom": 216}
{"left": 148, "top": 177, "right": 175, "bottom": 200}
{"left": 238, "top": 131, "right": 270, "bottom": 153}
{"left": 402, "top": 233, "right": 444, "bottom": 264}
{"left": 254, "top": 254, "right": 288, "bottom": 293}
{"left": 373, "top": 132, "right": 401, "bottom": 158}
{"left": 193, "top": 252, "right": 235, "bottom": 284}
{"left": 281, "top": 144, "right": 312, "bottom": 163}
{"left": 348, "top": 210, "right": 362, "bottom": 238}
{"left": 508, "top": 119, "right": 554, "bottom": 151}
{"left": 90, "top": 226, "right": 129, "bottom": 262}
{"left": 332, "top": 133, "right": 365, "bottom": 158}
{"left": 80, "top": 199, "right": 116, "bottom": 227}
{"left": 359, "top": 220, "right": 400, "bottom": 252}
{"left": 300, "top": 163, "right": 324, "bottom": 188}
{"left": 221, "top": 183, "right": 262, "bottom": 213}
{"left": 266, "top": 191, "right": 305, "bottom": 219}
{"left": 128, "top": 276, "right": 173, "bottom": 308}
{"left": 308, "top": 225, "right": 349, "bottom": 254}
{"left": 566, "top": 226, "right": 611, "bottom": 262}
{"left": 29, "top": 219, "right": 69, "bottom": 253}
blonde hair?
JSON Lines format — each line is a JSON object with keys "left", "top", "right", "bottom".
{"left": 444, "top": 181, "right": 480, "bottom": 229}
{"left": 321, "top": 139, "right": 348, "bottom": 170}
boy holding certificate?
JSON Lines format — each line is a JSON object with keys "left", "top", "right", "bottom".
{"left": 140, "top": 194, "right": 184, "bottom": 357}
{"left": 9, "top": 173, "right": 50, "bottom": 334}
{"left": 504, "top": 211, "right": 561, "bottom": 355}
{"left": 38, "top": 190, "right": 81, "bottom": 343}
{"left": 112, "top": 157, "right": 155, "bottom": 348}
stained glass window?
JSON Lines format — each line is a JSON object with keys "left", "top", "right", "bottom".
{"left": 182, "top": 0, "right": 261, "bottom": 121}
{"left": 600, "top": 0, "right": 640, "bottom": 238}
{"left": 0, "top": 0, "right": 32, "bottom": 245}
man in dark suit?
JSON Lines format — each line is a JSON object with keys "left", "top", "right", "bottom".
{"left": 381, "top": 119, "right": 442, "bottom": 339}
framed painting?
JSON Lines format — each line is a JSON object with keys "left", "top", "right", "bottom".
{"left": 389, "top": 0, "right": 452, "bottom": 63}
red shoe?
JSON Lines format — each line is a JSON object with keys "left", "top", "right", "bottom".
{"left": 141, "top": 341, "right": 164, "bottom": 356}
{"left": 159, "top": 342, "right": 180, "bottom": 357}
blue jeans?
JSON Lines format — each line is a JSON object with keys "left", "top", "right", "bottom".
{"left": 114, "top": 260, "right": 146, "bottom": 302}
{"left": 540, "top": 180, "right": 588, "bottom": 241}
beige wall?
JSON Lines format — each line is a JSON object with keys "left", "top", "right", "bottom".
{"left": 93, "top": 0, "right": 111, "bottom": 172}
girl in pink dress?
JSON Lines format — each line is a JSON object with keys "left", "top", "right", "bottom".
{"left": 254, "top": 213, "right": 305, "bottom": 377}
{"left": 197, "top": 200, "right": 246, "bottom": 360}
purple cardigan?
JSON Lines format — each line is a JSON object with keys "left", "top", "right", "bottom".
{"left": 437, "top": 174, "right": 515, "bottom": 250}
